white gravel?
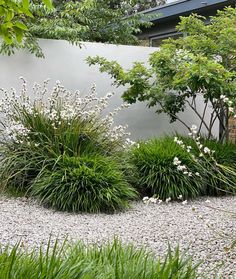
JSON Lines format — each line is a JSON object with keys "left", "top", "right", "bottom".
{"left": 0, "top": 195, "right": 235, "bottom": 278}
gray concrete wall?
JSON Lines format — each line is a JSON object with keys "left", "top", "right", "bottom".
{"left": 0, "top": 39, "right": 218, "bottom": 140}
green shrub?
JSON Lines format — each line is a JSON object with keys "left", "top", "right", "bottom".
{"left": 131, "top": 137, "right": 203, "bottom": 200}
{"left": 31, "top": 155, "right": 137, "bottom": 213}
{"left": 178, "top": 135, "right": 236, "bottom": 196}
{"left": 0, "top": 144, "right": 51, "bottom": 193}
{"left": 0, "top": 239, "right": 199, "bottom": 279}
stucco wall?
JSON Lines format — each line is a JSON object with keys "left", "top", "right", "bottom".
{"left": 0, "top": 39, "right": 218, "bottom": 140}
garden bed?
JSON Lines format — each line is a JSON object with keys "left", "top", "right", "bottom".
{"left": 0, "top": 195, "right": 235, "bottom": 278}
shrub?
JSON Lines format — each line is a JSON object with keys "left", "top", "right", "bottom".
{"left": 131, "top": 137, "right": 203, "bottom": 200}
{"left": 31, "top": 155, "right": 137, "bottom": 213}
{"left": 177, "top": 135, "right": 236, "bottom": 196}
{"left": 0, "top": 239, "right": 199, "bottom": 279}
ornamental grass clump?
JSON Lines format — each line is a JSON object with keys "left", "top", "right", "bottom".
{"left": 32, "top": 155, "right": 137, "bottom": 213}
{"left": 0, "top": 78, "right": 137, "bottom": 212}
{"left": 131, "top": 136, "right": 203, "bottom": 200}
{"left": 0, "top": 239, "right": 199, "bottom": 279}
{"left": 174, "top": 126, "right": 236, "bottom": 196}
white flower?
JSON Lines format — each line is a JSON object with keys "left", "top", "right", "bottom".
{"left": 176, "top": 140, "right": 183, "bottom": 145}
{"left": 165, "top": 197, "right": 171, "bottom": 203}
{"left": 220, "top": 94, "right": 226, "bottom": 100}
{"left": 224, "top": 97, "right": 229, "bottom": 102}
{"left": 182, "top": 200, "right": 188, "bottom": 205}
{"left": 186, "top": 145, "right": 192, "bottom": 152}
{"left": 195, "top": 172, "right": 200, "bottom": 176}
{"left": 177, "top": 195, "right": 183, "bottom": 200}
{"left": 188, "top": 172, "right": 192, "bottom": 177}
{"left": 142, "top": 196, "right": 149, "bottom": 202}
{"left": 177, "top": 165, "right": 186, "bottom": 171}
{"left": 174, "top": 137, "right": 178, "bottom": 142}
{"left": 191, "top": 124, "right": 197, "bottom": 130}
{"left": 190, "top": 124, "right": 197, "bottom": 134}
{"left": 173, "top": 157, "right": 181, "bottom": 165}
{"left": 158, "top": 199, "right": 163, "bottom": 204}
{"left": 220, "top": 94, "right": 229, "bottom": 103}
{"left": 203, "top": 147, "right": 211, "bottom": 154}
{"left": 149, "top": 197, "right": 157, "bottom": 204}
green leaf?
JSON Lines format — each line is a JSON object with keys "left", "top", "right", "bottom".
{"left": 5, "top": 10, "right": 14, "bottom": 22}
{"left": 14, "top": 28, "right": 24, "bottom": 43}
{"left": 42, "top": 0, "right": 53, "bottom": 9}
{"left": 22, "top": 0, "right": 30, "bottom": 9}
{"left": 20, "top": 7, "right": 33, "bottom": 18}
{"left": 14, "top": 21, "right": 28, "bottom": 31}
{"left": 3, "top": 33, "right": 13, "bottom": 44}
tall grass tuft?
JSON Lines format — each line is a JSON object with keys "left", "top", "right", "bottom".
{"left": 177, "top": 135, "right": 236, "bottom": 196}
{"left": 0, "top": 80, "right": 136, "bottom": 212}
{"left": 131, "top": 137, "right": 203, "bottom": 200}
{"left": 32, "top": 155, "right": 137, "bottom": 213}
{"left": 0, "top": 239, "right": 199, "bottom": 279}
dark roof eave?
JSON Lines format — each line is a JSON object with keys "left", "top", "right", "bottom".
{"left": 142, "top": 0, "right": 234, "bottom": 22}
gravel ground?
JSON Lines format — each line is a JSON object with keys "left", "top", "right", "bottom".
{"left": 0, "top": 195, "right": 235, "bottom": 278}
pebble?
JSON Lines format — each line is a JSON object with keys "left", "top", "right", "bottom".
{"left": 0, "top": 195, "right": 235, "bottom": 278}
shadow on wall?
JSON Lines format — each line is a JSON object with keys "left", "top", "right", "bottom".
{"left": 0, "top": 39, "right": 218, "bottom": 140}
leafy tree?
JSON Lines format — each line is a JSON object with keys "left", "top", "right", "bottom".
{"left": 87, "top": 7, "right": 236, "bottom": 142}
{"left": 110, "top": 0, "right": 166, "bottom": 13}
{"left": 0, "top": 0, "right": 159, "bottom": 57}
{"left": 0, "top": 0, "right": 52, "bottom": 56}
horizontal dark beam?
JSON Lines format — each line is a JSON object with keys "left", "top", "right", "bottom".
{"left": 143, "top": 0, "right": 234, "bottom": 22}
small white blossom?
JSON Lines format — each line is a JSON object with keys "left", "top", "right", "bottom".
{"left": 176, "top": 140, "right": 183, "bottom": 145}
{"left": 190, "top": 124, "right": 198, "bottom": 134}
{"left": 182, "top": 200, "right": 188, "bottom": 205}
{"left": 220, "top": 94, "right": 226, "bottom": 100}
{"left": 165, "top": 197, "right": 171, "bottom": 203}
{"left": 173, "top": 157, "right": 181, "bottom": 166}
{"left": 0, "top": 79, "right": 134, "bottom": 150}
{"left": 177, "top": 165, "right": 187, "bottom": 171}
{"left": 149, "top": 197, "right": 157, "bottom": 204}
{"left": 203, "top": 147, "right": 211, "bottom": 154}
